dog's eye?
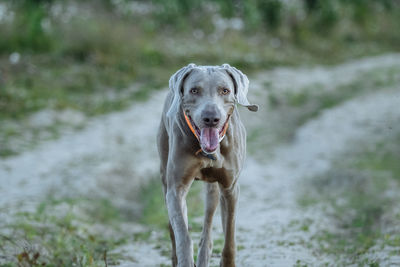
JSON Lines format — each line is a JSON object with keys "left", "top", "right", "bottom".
{"left": 190, "top": 88, "right": 199, "bottom": 94}
{"left": 221, "top": 88, "right": 230, "bottom": 95}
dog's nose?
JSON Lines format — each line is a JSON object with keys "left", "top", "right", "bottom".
{"left": 201, "top": 108, "right": 221, "bottom": 127}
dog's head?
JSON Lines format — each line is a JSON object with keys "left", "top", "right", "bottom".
{"left": 168, "top": 63, "right": 258, "bottom": 154}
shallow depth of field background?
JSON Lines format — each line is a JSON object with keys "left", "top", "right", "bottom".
{"left": 1, "top": 0, "right": 400, "bottom": 266}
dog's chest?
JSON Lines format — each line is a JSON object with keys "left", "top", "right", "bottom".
{"left": 195, "top": 158, "right": 235, "bottom": 188}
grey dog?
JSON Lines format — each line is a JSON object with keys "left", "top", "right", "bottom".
{"left": 157, "top": 63, "right": 258, "bottom": 267}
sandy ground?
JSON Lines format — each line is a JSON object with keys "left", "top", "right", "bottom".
{"left": 1, "top": 54, "right": 400, "bottom": 266}
{"left": 0, "top": 91, "right": 167, "bottom": 211}
{"left": 231, "top": 88, "right": 400, "bottom": 266}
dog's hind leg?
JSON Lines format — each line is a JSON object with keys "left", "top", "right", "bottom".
{"left": 158, "top": 122, "right": 179, "bottom": 266}
{"left": 162, "top": 177, "right": 178, "bottom": 267}
{"left": 197, "top": 182, "right": 219, "bottom": 267}
{"left": 162, "top": 178, "right": 178, "bottom": 267}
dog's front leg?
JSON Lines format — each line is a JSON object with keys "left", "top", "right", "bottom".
{"left": 219, "top": 183, "right": 239, "bottom": 267}
{"left": 197, "top": 182, "right": 219, "bottom": 267}
{"left": 166, "top": 178, "right": 194, "bottom": 267}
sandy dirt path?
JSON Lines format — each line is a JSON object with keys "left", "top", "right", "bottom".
{"left": 231, "top": 88, "right": 400, "bottom": 266}
{"left": 1, "top": 54, "right": 399, "bottom": 266}
{"left": 0, "top": 91, "right": 167, "bottom": 210}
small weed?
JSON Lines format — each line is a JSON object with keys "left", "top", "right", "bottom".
{"left": 213, "top": 238, "right": 224, "bottom": 254}
{"left": 285, "top": 90, "right": 310, "bottom": 107}
{"left": 133, "top": 231, "right": 152, "bottom": 242}
{"left": 237, "top": 244, "right": 245, "bottom": 251}
{"left": 297, "top": 194, "right": 319, "bottom": 208}
{"left": 294, "top": 259, "right": 309, "bottom": 267}
{"left": 276, "top": 240, "right": 286, "bottom": 247}
{"left": 300, "top": 223, "right": 310, "bottom": 232}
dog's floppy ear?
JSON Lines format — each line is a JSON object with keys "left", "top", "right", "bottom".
{"left": 222, "top": 64, "right": 258, "bottom": 112}
{"left": 167, "top": 63, "right": 196, "bottom": 117}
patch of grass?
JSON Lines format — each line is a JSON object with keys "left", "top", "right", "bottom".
{"left": 294, "top": 259, "right": 309, "bottom": 267}
{"left": 0, "top": 74, "right": 161, "bottom": 158}
{"left": 250, "top": 65, "right": 400, "bottom": 154}
{"left": 0, "top": 119, "right": 66, "bottom": 158}
{"left": 139, "top": 178, "right": 204, "bottom": 230}
{"left": 307, "top": 167, "right": 394, "bottom": 260}
{"left": 0, "top": 59, "right": 162, "bottom": 121}
{"left": 237, "top": 244, "right": 245, "bottom": 251}
{"left": 0, "top": 197, "right": 129, "bottom": 266}
{"left": 298, "top": 131, "right": 400, "bottom": 264}
{"left": 297, "top": 194, "right": 319, "bottom": 208}
{"left": 285, "top": 90, "right": 311, "bottom": 107}
{"left": 280, "top": 65, "right": 400, "bottom": 124}
{"left": 355, "top": 138, "right": 400, "bottom": 181}
{"left": 213, "top": 238, "right": 224, "bottom": 255}
{"left": 138, "top": 178, "right": 168, "bottom": 229}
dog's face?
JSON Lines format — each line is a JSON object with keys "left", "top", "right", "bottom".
{"left": 182, "top": 68, "right": 235, "bottom": 154}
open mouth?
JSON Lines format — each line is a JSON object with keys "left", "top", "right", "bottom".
{"left": 187, "top": 115, "right": 229, "bottom": 154}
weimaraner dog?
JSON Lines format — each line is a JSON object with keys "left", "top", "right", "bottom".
{"left": 157, "top": 63, "right": 258, "bottom": 267}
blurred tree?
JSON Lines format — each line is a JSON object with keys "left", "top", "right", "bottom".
{"left": 258, "top": 0, "right": 282, "bottom": 30}
{"left": 1, "top": 0, "right": 55, "bottom": 52}
{"left": 302, "top": 0, "right": 338, "bottom": 33}
{"left": 151, "top": 0, "right": 203, "bottom": 26}
{"left": 242, "top": 0, "right": 262, "bottom": 29}
{"left": 214, "top": 0, "right": 239, "bottom": 18}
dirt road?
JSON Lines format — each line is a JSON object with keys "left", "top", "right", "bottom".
{"left": 1, "top": 54, "right": 400, "bottom": 266}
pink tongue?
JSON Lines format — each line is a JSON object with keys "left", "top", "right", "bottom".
{"left": 200, "top": 128, "right": 219, "bottom": 153}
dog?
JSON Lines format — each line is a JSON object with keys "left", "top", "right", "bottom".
{"left": 157, "top": 63, "right": 258, "bottom": 267}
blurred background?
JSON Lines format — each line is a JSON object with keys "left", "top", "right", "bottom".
{"left": 1, "top": 0, "right": 400, "bottom": 155}
{"left": 0, "top": 0, "right": 400, "bottom": 266}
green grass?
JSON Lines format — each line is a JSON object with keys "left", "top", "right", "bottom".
{"left": 213, "top": 237, "right": 224, "bottom": 255}
{"left": 355, "top": 140, "right": 400, "bottom": 181}
{"left": 138, "top": 178, "right": 169, "bottom": 230}
{"left": 297, "top": 131, "right": 400, "bottom": 264}
{"left": 139, "top": 178, "right": 204, "bottom": 230}
{"left": 137, "top": 177, "right": 206, "bottom": 263}
{"left": 0, "top": 197, "right": 130, "bottom": 266}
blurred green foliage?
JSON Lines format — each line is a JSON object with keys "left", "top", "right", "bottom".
{"left": 1, "top": 0, "right": 399, "bottom": 53}
{"left": 0, "top": 0, "right": 52, "bottom": 53}
{"left": 0, "top": 0, "right": 399, "bottom": 121}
